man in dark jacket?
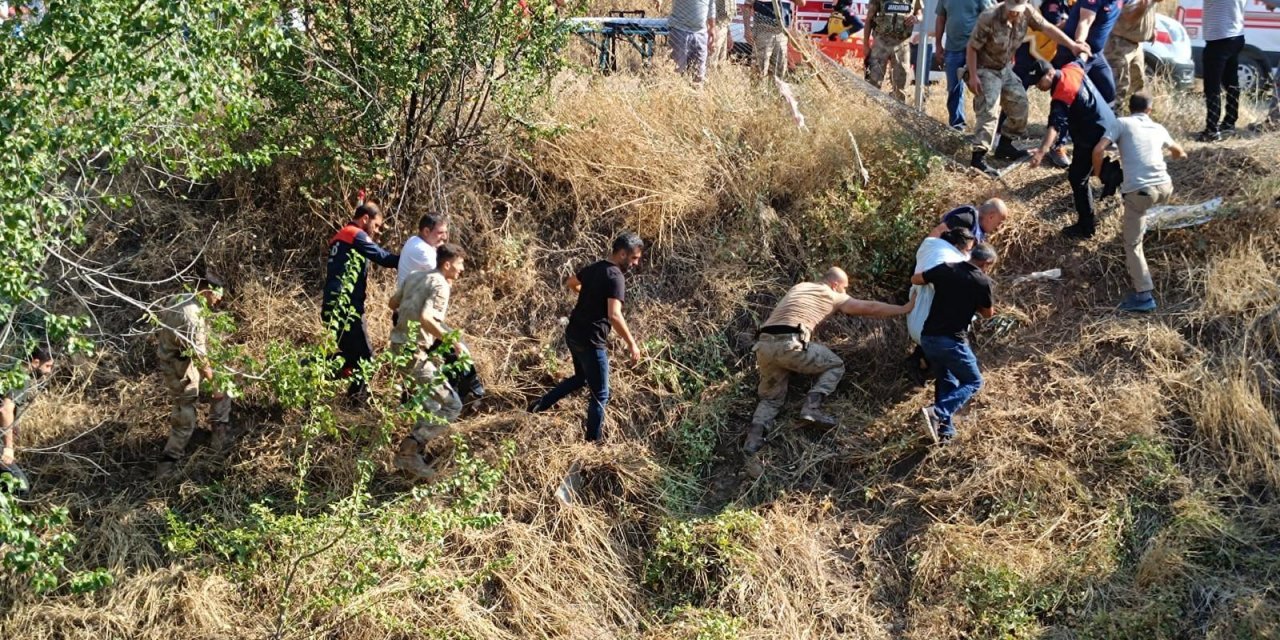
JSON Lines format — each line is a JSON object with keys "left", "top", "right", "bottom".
{"left": 324, "top": 200, "right": 399, "bottom": 401}
{"left": 1028, "top": 58, "right": 1117, "bottom": 239}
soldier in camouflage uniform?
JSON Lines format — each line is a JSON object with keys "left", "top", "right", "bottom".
{"left": 865, "top": 0, "right": 923, "bottom": 102}
{"left": 1105, "top": 0, "right": 1159, "bottom": 113}
{"left": 388, "top": 244, "right": 467, "bottom": 481}
{"left": 710, "top": 0, "right": 737, "bottom": 65}
{"left": 155, "top": 275, "right": 231, "bottom": 476}
{"left": 746, "top": 0, "right": 795, "bottom": 80}
{"left": 964, "top": 0, "right": 1086, "bottom": 175}
{"left": 743, "top": 267, "right": 913, "bottom": 454}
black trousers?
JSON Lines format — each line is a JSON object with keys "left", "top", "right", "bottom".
{"left": 323, "top": 305, "right": 372, "bottom": 398}
{"left": 1068, "top": 146, "right": 1096, "bottom": 227}
{"left": 1, "top": 461, "right": 31, "bottom": 496}
{"left": 1203, "top": 35, "right": 1245, "bottom": 133}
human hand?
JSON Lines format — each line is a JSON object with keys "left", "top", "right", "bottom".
{"left": 905, "top": 15, "right": 918, "bottom": 27}
{"left": 1030, "top": 149, "right": 1045, "bottom": 168}
{"left": 966, "top": 73, "right": 981, "bottom": 95}
{"left": 933, "top": 49, "right": 944, "bottom": 67}
{"left": 2, "top": 447, "right": 14, "bottom": 467}
{"left": 1073, "top": 41, "right": 1091, "bottom": 59}
{"left": 628, "top": 343, "right": 642, "bottom": 364}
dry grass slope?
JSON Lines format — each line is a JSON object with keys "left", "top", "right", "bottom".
{"left": 3, "top": 63, "right": 1280, "bottom": 640}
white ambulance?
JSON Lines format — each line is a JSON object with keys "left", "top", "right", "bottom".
{"left": 1177, "top": 0, "right": 1280, "bottom": 91}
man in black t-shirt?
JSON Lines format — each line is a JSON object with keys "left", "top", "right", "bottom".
{"left": 530, "top": 233, "right": 644, "bottom": 442}
{"left": 909, "top": 243, "right": 997, "bottom": 445}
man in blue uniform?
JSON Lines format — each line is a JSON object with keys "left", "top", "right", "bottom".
{"left": 324, "top": 200, "right": 399, "bottom": 401}
{"left": 1052, "top": 0, "right": 1122, "bottom": 104}
{"left": 1028, "top": 58, "right": 1117, "bottom": 239}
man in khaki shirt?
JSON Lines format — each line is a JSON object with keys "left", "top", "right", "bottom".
{"left": 965, "top": 0, "right": 1087, "bottom": 175}
{"left": 388, "top": 243, "right": 467, "bottom": 481}
{"left": 1105, "top": 0, "right": 1160, "bottom": 112}
{"left": 745, "top": 267, "right": 913, "bottom": 454}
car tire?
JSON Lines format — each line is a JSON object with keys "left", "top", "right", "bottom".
{"left": 1238, "top": 52, "right": 1270, "bottom": 95}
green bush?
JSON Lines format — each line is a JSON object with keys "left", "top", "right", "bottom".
{"left": 644, "top": 510, "right": 763, "bottom": 607}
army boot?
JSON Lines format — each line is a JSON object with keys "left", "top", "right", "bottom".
{"left": 993, "top": 136, "right": 1030, "bottom": 161}
{"left": 798, "top": 392, "right": 838, "bottom": 427}
{"left": 393, "top": 437, "right": 437, "bottom": 481}
{"left": 743, "top": 421, "right": 770, "bottom": 455}
{"left": 971, "top": 150, "right": 998, "bottom": 177}
{"left": 209, "top": 422, "right": 234, "bottom": 453}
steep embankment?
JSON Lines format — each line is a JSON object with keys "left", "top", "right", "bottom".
{"left": 3, "top": 67, "right": 1279, "bottom": 639}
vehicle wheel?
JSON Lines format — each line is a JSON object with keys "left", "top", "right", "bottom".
{"left": 1238, "top": 53, "right": 1269, "bottom": 95}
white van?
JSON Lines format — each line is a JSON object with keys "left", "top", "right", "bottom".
{"left": 1177, "top": 0, "right": 1280, "bottom": 91}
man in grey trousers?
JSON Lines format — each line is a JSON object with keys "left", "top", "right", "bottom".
{"left": 669, "top": 0, "right": 716, "bottom": 84}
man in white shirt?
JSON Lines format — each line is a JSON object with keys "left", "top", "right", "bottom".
{"left": 1092, "top": 92, "right": 1186, "bottom": 313}
{"left": 1196, "top": 0, "right": 1247, "bottom": 141}
{"left": 397, "top": 213, "right": 449, "bottom": 291}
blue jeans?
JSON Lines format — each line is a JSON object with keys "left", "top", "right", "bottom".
{"left": 535, "top": 338, "right": 610, "bottom": 441}
{"left": 920, "top": 335, "right": 983, "bottom": 437}
{"left": 944, "top": 50, "right": 968, "bottom": 130}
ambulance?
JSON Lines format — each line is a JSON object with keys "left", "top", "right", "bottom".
{"left": 1177, "top": 0, "right": 1280, "bottom": 91}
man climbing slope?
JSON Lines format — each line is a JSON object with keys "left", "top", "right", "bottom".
{"left": 323, "top": 200, "right": 399, "bottom": 402}
{"left": 744, "top": 267, "right": 913, "bottom": 454}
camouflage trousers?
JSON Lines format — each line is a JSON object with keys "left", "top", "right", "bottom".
{"left": 751, "top": 334, "right": 845, "bottom": 426}
{"left": 752, "top": 22, "right": 788, "bottom": 80}
{"left": 399, "top": 347, "right": 462, "bottom": 445}
{"left": 1105, "top": 36, "right": 1145, "bottom": 112}
{"left": 971, "top": 65, "right": 1028, "bottom": 152}
{"left": 159, "top": 352, "right": 230, "bottom": 460}
{"left": 866, "top": 35, "right": 911, "bottom": 103}
{"left": 710, "top": 23, "right": 731, "bottom": 65}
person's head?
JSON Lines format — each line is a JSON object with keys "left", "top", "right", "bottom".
{"left": 352, "top": 200, "right": 385, "bottom": 238}
{"left": 197, "top": 272, "right": 226, "bottom": 306}
{"left": 1129, "top": 92, "right": 1153, "bottom": 115}
{"left": 821, "top": 266, "right": 850, "bottom": 295}
{"left": 609, "top": 232, "right": 645, "bottom": 273}
{"left": 436, "top": 243, "right": 466, "bottom": 282}
{"left": 941, "top": 226, "right": 977, "bottom": 253}
{"left": 28, "top": 345, "right": 53, "bottom": 378}
{"left": 970, "top": 243, "right": 998, "bottom": 271}
{"left": 417, "top": 213, "right": 450, "bottom": 247}
{"left": 978, "top": 198, "right": 1009, "bottom": 235}
{"left": 1029, "top": 59, "right": 1056, "bottom": 91}
{"left": 1003, "top": 0, "right": 1031, "bottom": 16}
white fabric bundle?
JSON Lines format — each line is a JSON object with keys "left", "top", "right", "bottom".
{"left": 907, "top": 237, "right": 969, "bottom": 344}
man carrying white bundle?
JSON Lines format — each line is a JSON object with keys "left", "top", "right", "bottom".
{"left": 905, "top": 227, "right": 976, "bottom": 384}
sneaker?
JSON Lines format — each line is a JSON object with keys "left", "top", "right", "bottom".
{"left": 920, "top": 406, "right": 941, "bottom": 444}
{"left": 1048, "top": 147, "right": 1071, "bottom": 169}
{"left": 555, "top": 462, "right": 583, "bottom": 505}
{"left": 938, "top": 433, "right": 955, "bottom": 447}
{"left": 1195, "top": 129, "right": 1222, "bottom": 143}
{"left": 1221, "top": 124, "right": 1237, "bottom": 136}
{"left": 971, "top": 150, "right": 999, "bottom": 178}
{"left": 1118, "top": 291, "right": 1157, "bottom": 313}
{"left": 1061, "top": 223, "right": 1095, "bottom": 239}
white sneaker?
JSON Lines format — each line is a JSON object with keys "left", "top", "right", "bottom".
{"left": 921, "top": 406, "right": 941, "bottom": 444}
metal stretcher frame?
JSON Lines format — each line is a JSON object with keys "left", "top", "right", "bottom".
{"left": 568, "top": 14, "right": 670, "bottom": 73}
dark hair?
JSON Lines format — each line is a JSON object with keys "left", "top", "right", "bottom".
{"left": 418, "top": 213, "right": 447, "bottom": 231}
{"left": 940, "top": 226, "right": 976, "bottom": 249}
{"left": 1024, "top": 58, "right": 1053, "bottom": 87}
{"left": 29, "top": 345, "right": 51, "bottom": 363}
{"left": 1129, "top": 92, "right": 1152, "bottom": 114}
{"left": 354, "top": 199, "right": 382, "bottom": 220}
{"left": 437, "top": 243, "right": 466, "bottom": 264}
{"left": 971, "top": 243, "right": 998, "bottom": 263}
{"left": 611, "top": 232, "right": 644, "bottom": 254}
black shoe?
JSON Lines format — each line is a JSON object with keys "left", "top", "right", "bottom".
{"left": 971, "top": 150, "right": 998, "bottom": 177}
{"left": 993, "top": 137, "right": 1031, "bottom": 161}
{"left": 1196, "top": 129, "right": 1221, "bottom": 143}
{"left": 1061, "top": 222, "right": 1095, "bottom": 239}
{"left": 937, "top": 433, "right": 955, "bottom": 447}
{"left": 1221, "top": 124, "right": 1237, "bottom": 136}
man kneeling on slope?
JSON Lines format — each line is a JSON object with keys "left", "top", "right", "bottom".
{"left": 745, "top": 267, "right": 914, "bottom": 454}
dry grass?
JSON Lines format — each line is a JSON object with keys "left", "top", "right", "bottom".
{"left": 3, "top": 60, "right": 1280, "bottom": 640}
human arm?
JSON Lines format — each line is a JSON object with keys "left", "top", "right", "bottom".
{"left": 864, "top": 2, "right": 878, "bottom": 57}
{"left": 840, "top": 296, "right": 914, "bottom": 317}
{"left": 965, "top": 43, "right": 981, "bottom": 94}
{"left": 566, "top": 273, "right": 582, "bottom": 293}
{"left": 976, "top": 280, "right": 995, "bottom": 318}
{"left": 910, "top": 271, "right": 928, "bottom": 285}
{"left": 353, "top": 231, "right": 400, "bottom": 269}
{"left": 607, "top": 298, "right": 642, "bottom": 362}
{"left": 1073, "top": 8, "right": 1096, "bottom": 42}
{"left": 1168, "top": 141, "right": 1187, "bottom": 159}
{"left": 388, "top": 284, "right": 403, "bottom": 311}
{"left": 934, "top": 13, "right": 946, "bottom": 65}
{"left": 1029, "top": 125, "right": 1060, "bottom": 167}
{"left": 2, "top": 398, "right": 14, "bottom": 466}
{"left": 1091, "top": 136, "right": 1112, "bottom": 177}
{"left": 1032, "top": 11, "right": 1090, "bottom": 56}
{"left": 927, "top": 221, "right": 950, "bottom": 238}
